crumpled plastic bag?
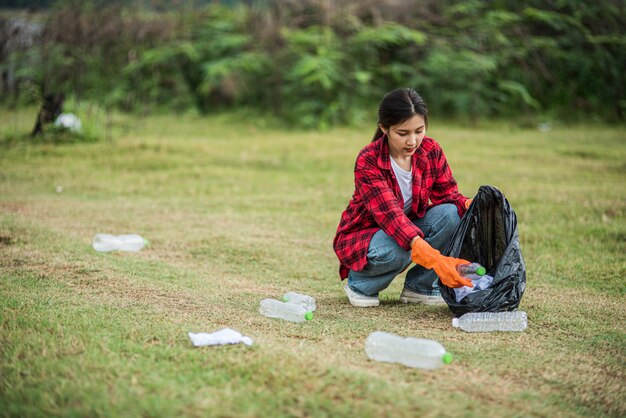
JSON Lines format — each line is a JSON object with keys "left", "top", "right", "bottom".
{"left": 54, "top": 113, "right": 82, "bottom": 133}
{"left": 453, "top": 273, "right": 494, "bottom": 303}
{"left": 188, "top": 328, "right": 253, "bottom": 347}
{"left": 441, "top": 185, "right": 526, "bottom": 316}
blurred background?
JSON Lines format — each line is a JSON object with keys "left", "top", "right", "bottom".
{"left": 1, "top": 0, "right": 624, "bottom": 130}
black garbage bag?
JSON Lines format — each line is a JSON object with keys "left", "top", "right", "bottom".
{"left": 440, "top": 185, "right": 526, "bottom": 316}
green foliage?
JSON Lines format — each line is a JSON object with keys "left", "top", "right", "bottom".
{"left": 350, "top": 23, "right": 427, "bottom": 48}
{"left": 419, "top": 46, "right": 499, "bottom": 116}
{"left": 117, "top": 6, "right": 273, "bottom": 114}
{"left": 347, "top": 22, "right": 428, "bottom": 104}
{"left": 280, "top": 26, "right": 350, "bottom": 128}
{"left": 4, "top": 44, "right": 74, "bottom": 106}
{"left": 1, "top": 0, "right": 624, "bottom": 127}
{"left": 118, "top": 42, "right": 199, "bottom": 112}
{"left": 498, "top": 81, "right": 541, "bottom": 109}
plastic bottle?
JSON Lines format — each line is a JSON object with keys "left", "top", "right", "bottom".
{"left": 457, "top": 262, "right": 486, "bottom": 277}
{"left": 452, "top": 311, "right": 528, "bottom": 332}
{"left": 453, "top": 274, "right": 494, "bottom": 302}
{"left": 281, "top": 292, "right": 317, "bottom": 312}
{"left": 259, "top": 299, "right": 314, "bottom": 323}
{"left": 364, "top": 331, "right": 453, "bottom": 370}
{"left": 92, "top": 234, "right": 147, "bottom": 252}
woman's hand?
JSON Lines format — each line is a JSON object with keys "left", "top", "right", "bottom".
{"left": 410, "top": 237, "right": 474, "bottom": 288}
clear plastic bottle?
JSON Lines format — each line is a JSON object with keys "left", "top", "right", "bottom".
{"left": 453, "top": 274, "right": 494, "bottom": 302}
{"left": 364, "top": 331, "right": 453, "bottom": 370}
{"left": 457, "top": 262, "right": 486, "bottom": 277}
{"left": 92, "top": 234, "right": 147, "bottom": 252}
{"left": 281, "top": 292, "right": 317, "bottom": 312}
{"left": 259, "top": 299, "right": 314, "bottom": 322}
{"left": 452, "top": 311, "right": 528, "bottom": 332}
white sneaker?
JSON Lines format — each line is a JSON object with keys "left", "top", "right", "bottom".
{"left": 400, "top": 287, "right": 446, "bottom": 305}
{"left": 344, "top": 285, "right": 380, "bottom": 307}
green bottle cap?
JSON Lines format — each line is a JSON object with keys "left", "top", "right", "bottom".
{"left": 304, "top": 311, "right": 314, "bottom": 321}
{"left": 476, "top": 266, "right": 486, "bottom": 276}
{"left": 442, "top": 352, "right": 453, "bottom": 365}
{"left": 282, "top": 296, "right": 288, "bottom": 302}
{"left": 143, "top": 239, "right": 149, "bottom": 246}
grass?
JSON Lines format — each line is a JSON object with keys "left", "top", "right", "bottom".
{"left": 0, "top": 107, "right": 625, "bottom": 417}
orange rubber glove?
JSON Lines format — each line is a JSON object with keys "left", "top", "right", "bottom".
{"left": 411, "top": 238, "right": 474, "bottom": 288}
{"left": 464, "top": 199, "right": 473, "bottom": 210}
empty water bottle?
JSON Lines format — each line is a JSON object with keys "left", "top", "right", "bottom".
{"left": 364, "top": 331, "right": 453, "bottom": 370}
{"left": 452, "top": 311, "right": 528, "bottom": 332}
{"left": 282, "top": 292, "right": 317, "bottom": 312}
{"left": 259, "top": 299, "right": 313, "bottom": 322}
{"left": 453, "top": 274, "right": 494, "bottom": 302}
{"left": 457, "top": 262, "right": 486, "bottom": 277}
{"left": 92, "top": 234, "right": 147, "bottom": 252}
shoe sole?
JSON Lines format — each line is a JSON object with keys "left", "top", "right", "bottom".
{"left": 344, "top": 286, "right": 380, "bottom": 307}
{"left": 348, "top": 299, "right": 380, "bottom": 307}
{"left": 400, "top": 295, "right": 447, "bottom": 305}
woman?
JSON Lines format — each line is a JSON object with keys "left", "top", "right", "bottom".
{"left": 333, "top": 88, "right": 474, "bottom": 307}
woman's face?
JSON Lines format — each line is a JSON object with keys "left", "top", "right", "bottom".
{"left": 381, "top": 114, "right": 426, "bottom": 159}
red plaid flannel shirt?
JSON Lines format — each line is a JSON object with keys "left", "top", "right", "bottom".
{"left": 333, "top": 135, "right": 469, "bottom": 279}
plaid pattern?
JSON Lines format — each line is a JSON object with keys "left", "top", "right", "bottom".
{"left": 333, "top": 135, "right": 469, "bottom": 279}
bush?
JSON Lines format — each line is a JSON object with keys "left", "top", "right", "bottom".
{"left": 0, "top": 98, "right": 108, "bottom": 146}
{"left": 1, "top": 0, "right": 623, "bottom": 127}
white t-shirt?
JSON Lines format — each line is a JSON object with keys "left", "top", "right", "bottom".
{"left": 390, "top": 157, "right": 413, "bottom": 214}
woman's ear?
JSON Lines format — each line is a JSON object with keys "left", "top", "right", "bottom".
{"left": 378, "top": 124, "right": 387, "bottom": 136}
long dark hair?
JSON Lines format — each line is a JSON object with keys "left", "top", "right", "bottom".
{"left": 371, "top": 88, "right": 428, "bottom": 142}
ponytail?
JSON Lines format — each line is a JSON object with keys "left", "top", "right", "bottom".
{"left": 371, "top": 127, "right": 384, "bottom": 142}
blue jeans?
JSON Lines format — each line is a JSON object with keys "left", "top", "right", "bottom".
{"left": 347, "top": 204, "right": 460, "bottom": 297}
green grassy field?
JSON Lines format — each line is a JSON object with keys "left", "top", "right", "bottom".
{"left": 1, "top": 108, "right": 624, "bottom": 417}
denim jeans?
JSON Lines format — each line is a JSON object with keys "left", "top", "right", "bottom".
{"left": 347, "top": 203, "right": 460, "bottom": 297}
